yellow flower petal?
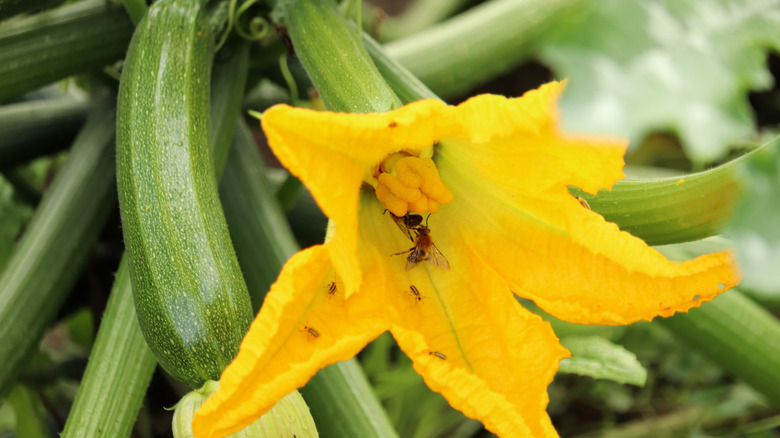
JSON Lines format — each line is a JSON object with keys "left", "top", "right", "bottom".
{"left": 192, "top": 245, "right": 387, "bottom": 438}
{"left": 360, "top": 195, "right": 568, "bottom": 437}
{"left": 448, "top": 85, "right": 627, "bottom": 196}
{"left": 435, "top": 101, "right": 739, "bottom": 325}
{"left": 534, "top": 199, "right": 739, "bottom": 323}
{"left": 260, "top": 100, "right": 449, "bottom": 297}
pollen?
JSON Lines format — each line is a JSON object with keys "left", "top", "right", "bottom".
{"left": 375, "top": 156, "right": 453, "bottom": 216}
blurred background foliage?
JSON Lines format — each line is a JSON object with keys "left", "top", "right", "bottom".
{"left": 0, "top": 0, "right": 779, "bottom": 437}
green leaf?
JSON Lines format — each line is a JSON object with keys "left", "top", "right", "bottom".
{"left": 540, "top": 0, "right": 780, "bottom": 164}
{"left": 558, "top": 336, "right": 647, "bottom": 386}
{"left": 725, "top": 137, "right": 780, "bottom": 295}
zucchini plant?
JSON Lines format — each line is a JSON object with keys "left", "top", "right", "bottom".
{"left": 0, "top": 1, "right": 778, "bottom": 437}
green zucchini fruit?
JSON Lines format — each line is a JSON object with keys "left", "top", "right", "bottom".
{"left": 117, "top": 0, "right": 253, "bottom": 389}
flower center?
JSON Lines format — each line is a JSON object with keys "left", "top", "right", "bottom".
{"left": 373, "top": 153, "right": 453, "bottom": 216}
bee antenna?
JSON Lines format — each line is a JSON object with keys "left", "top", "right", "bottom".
{"left": 425, "top": 213, "right": 431, "bottom": 227}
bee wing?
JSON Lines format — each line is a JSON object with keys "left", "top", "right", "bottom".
{"left": 394, "top": 221, "right": 415, "bottom": 241}
{"left": 405, "top": 248, "right": 424, "bottom": 270}
{"left": 427, "top": 244, "right": 450, "bottom": 271}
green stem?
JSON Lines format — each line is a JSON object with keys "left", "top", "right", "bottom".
{"left": 361, "top": 0, "right": 470, "bottom": 42}
{"left": 571, "top": 145, "right": 750, "bottom": 246}
{"left": 0, "top": 99, "right": 91, "bottom": 170}
{"left": 209, "top": 38, "right": 250, "bottom": 178}
{"left": 0, "top": 99, "right": 116, "bottom": 399}
{"left": 383, "top": 0, "right": 588, "bottom": 98}
{"left": 0, "top": 0, "right": 133, "bottom": 101}
{"left": 570, "top": 404, "right": 756, "bottom": 438}
{"left": 60, "top": 259, "right": 157, "bottom": 438}
{"left": 0, "top": 0, "right": 66, "bottom": 21}
{"left": 658, "top": 290, "right": 780, "bottom": 407}
{"left": 300, "top": 360, "right": 399, "bottom": 438}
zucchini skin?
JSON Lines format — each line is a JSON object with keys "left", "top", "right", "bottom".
{"left": 117, "top": 0, "right": 253, "bottom": 389}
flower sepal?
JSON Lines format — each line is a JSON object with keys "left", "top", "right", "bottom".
{"left": 175, "top": 381, "right": 318, "bottom": 438}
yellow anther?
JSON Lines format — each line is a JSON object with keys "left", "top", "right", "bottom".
{"left": 427, "top": 199, "right": 441, "bottom": 214}
{"left": 376, "top": 183, "right": 408, "bottom": 216}
{"left": 422, "top": 178, "right": 453, "bottom": 204}
{"left": 377, "top": 173, "right": 422, "bottom": 203}
{"left": 397, "top": 157, "right": 453, "bottom": 204}
{"left": 407, "top": 195, "right": 429, "bottom": 214}
{"left": 374, "top": 155, "right": 452, "bottom": 216}
{"left": 395, "top": 158, "right": 424, "bottom": 188}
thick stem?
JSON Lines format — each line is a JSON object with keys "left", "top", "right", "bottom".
{"left": 60, "top": 259, "right": 157, "bottom": 438}
{"left": 0, "top": 0, "right": 133, "bottom": 101}
{"left": 384, "top": 0, "right": 588, "bottom": 98}
{"left": 0, "top": 99, "right": 117, "bottom": 398}
{"left": 658, "top": 290, "right": 780, "bottom": 407}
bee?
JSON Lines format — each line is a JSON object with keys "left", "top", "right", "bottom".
{"left": 393, "top": 224, "right": 450, "bottom": 271}
{"left": 384, "top": 210, "right": 423, "bottom": 241}
{"left": 326, "top": 281, "right": 337, "bottom": 297}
